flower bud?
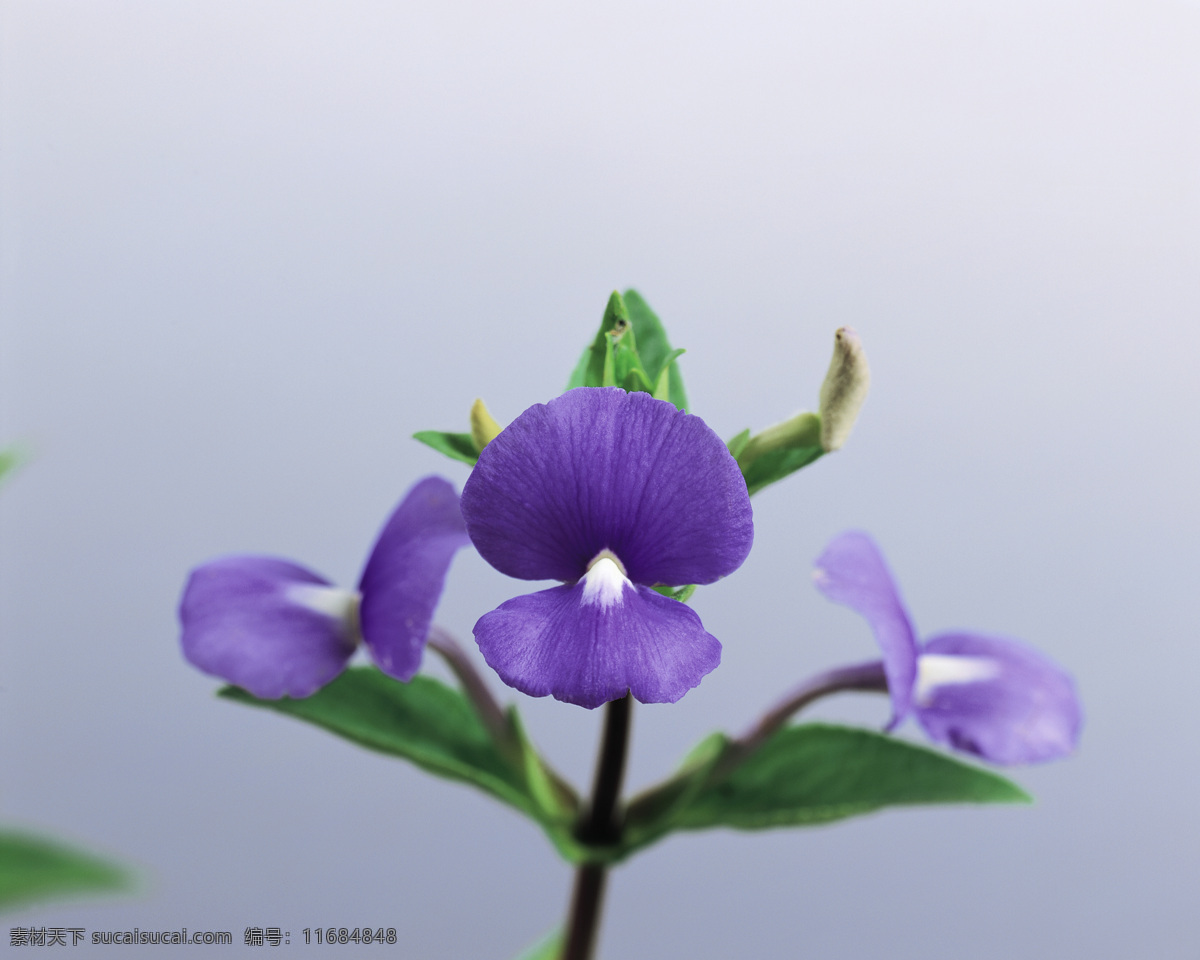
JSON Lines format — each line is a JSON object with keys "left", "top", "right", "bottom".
{"left": 470, "top": 398, "right": 503, "bottom": 453}
{"left": 818, "top": 327, "right": 870, "bottom": 452}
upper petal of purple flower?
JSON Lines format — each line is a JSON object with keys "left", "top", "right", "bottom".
{"left": 473, "top": 565, "right": 722, "bottom": 708}
{"left": 915, "top": 632, "right": 1083, "bottom": 765}
{"left": 358, "top": 476, "right": 471, "bottom": 682}
{"left": 179, "top": 556, "right": 359, "bottom": 699}
{"left": 461, "top": 387, "right": 753, "bottom": 587}
{"left": 812, "top": 531, "right": 919, "bottom": 728}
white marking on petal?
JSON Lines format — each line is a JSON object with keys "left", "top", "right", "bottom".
{"left": 581, "top": 556, "right": 631, "bottom": 611}
{"left": 285, "top": 584, "right": 363, "bottom": 643}
{"left": 914, "top": 654, "right": 1001, "bottom": 706}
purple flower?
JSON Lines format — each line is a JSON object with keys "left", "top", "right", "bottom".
{"left": 813, "top": 531, "right": 1081, "bottom": 765}
{"left": 461, "top": 387, "right": 754, "bottom": 709}
{"left": 180, "top": 476, "right": 470, "bottom": 698}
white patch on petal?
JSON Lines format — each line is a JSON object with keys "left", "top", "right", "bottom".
{"left": 286, "top": 584, "right": 363, "bottom": 642}
{"left": 812, "top": 567, "right": 828, "bottom": 585}
{"left": 581, "top": 556, "right": 631, "bottom": 611}
{"left": 915, "top": 654, "right": 1001, "bottom": 706}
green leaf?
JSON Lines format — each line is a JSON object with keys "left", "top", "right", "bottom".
{"left": 623, "top": 289, "right": 688, "bottom": 411}
{"left": 608, "top": 321, "right": 654, "bottom": 393}
{"left": 670, "top": 723, "right": 1030, "bottom": 833}
{"left": 740, "top": 444, "right": 825, "bottom": 496}
{"left": 622, "top": 732, "right": 727, "bottom": 856}
{"left": 220, "top": 670, "right": 542, "bottom": 818}
{"left": 511, "top": 929, "right": 563, "bottom": 960}
{"left": 565, "top": 290, "right": 689, "bottom": 411}
{"left": 733, "top": 412, "right": 825, "bottom": 495}
{"left": 568, "top": 290, "right": 629, "bottom": 391}
{"left": 652, "top": 348, "right": 686, "bottom": 403}
{"left": 0, "top": 830, "right": 131, "bottom": 912}
{"left": 413, "top": 430, "right": 479, "bottom": 466}
{"left": 726, "top": 428, "right": 751, "bottom": 460}
{"left": 508, "top": 708, "right": 578, "bottom": 824}
{"left": 651, "top": 583, "right": 696, "bottom": 603}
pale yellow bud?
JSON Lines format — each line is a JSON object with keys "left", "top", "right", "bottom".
{"left": 818, "top": 327, "right": 870, "bottom": 452}
{"left": 470, "top": 398, "right": 503, "bottom": 453}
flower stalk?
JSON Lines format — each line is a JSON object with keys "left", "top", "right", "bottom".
{"left": 562, "top": 694, "right": 633, "bottom": 960}
{"left": 720, "top": 660, "right": 888, "bottom": 778}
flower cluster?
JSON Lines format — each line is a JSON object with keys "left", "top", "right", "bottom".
{"left": 181, "top": 388, "right": 752, "bottom": 709}
{"left": 179, "top": 320, "right": 1080, "bottom": 774}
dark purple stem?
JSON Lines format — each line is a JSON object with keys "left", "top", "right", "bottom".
{"left": 562, "top": 693, "right": 633, "bottom": 960}
{"left": 717, "top": 659, "right": 889, "bottom": 778}
{"left": 426, "top": 625, "right": 514, "bottom": 750}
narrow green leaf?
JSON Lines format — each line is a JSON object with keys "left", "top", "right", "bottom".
{"left": 511, "top": 929, "right": 563, "bottom": 960}
{"left": 740, "top": 444, "right": 825, "bottom": 496}
{"left": 622, "top": 289, "right": 688, "bottom": 410}
{"left": 652, "top": 348, "right": 686, "bottom": 402}
{"left": 726, "top": 428, "right": 752, "bottom": 460}
{"left": 565, "top": 290, "right": 689, "bottom": 411}
{"left": 672, "top": 723, "right": 1030, "bottom": 833}
{"left": 220, "top": 671, "right": 597, "bottom": 862}
{"left": 413, "top": 430, "right": 479, "bottom": 466}
{"left": 569, "top": 290, "right": 629, "bottom": 391}
{"left": 0, "top": 830, "right": 131, "bottom": 912}
{"left": 508, "top": 708, "right": 578, "bottom": 823}
{"left": 220, "top": 671, "right": 538, "bottom": 818}
{"left": 566, "top": 347, "right": 592, "bottom": 391}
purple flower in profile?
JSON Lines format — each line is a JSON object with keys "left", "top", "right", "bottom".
{"left": 461, "top": 387, "right": 754, "bottom": 709}
{"left": 813, "top": 531, "right": 1081, "bottom": 765}
{"left": 180, "top": 476, "right": 470, "bottom": 699}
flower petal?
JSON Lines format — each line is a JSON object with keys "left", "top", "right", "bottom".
{"left": 357, "top": 475, "right": 471, "bottom": 681}
{"left": 461, "top": 387, "right": 753, "bottom": 586}
{"left": 472, "top": 575, "right": 722, "bottom": 709}
{"left": 179, "top": 557, "right": 358, "bottom": 699}
{"left": 915, "top": 633, "right": 1082, "bottom": 765}
{"left": 812, "top": 531, "right": 918, "bottom": 728}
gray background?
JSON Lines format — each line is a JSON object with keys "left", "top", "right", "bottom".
{"left": 2, "top": 1, "right": 1197, "bottom": 957}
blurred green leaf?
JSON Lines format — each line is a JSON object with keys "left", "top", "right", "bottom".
{"left": 511, "top": 929, "right": 563, "bottom": 960}
{"left": 413, "top": 430, "right": 479, "bottom": 466}
{"left": 740, "top": 444, "right": 825, "bottom": 496}
{"left": 0, "top": 830, "right": 130, "bottom": 912}
{"left": 662, "top": 723, "right": 1030, "bottom": 835}
{"left": 622, "top": 732, "right": 727, "bottom": 856}
{"left": 726, "top": 428, "right": 751, "bottom": 460}
{"left": 0, "top": 446, "right": 26, "bottom": 487}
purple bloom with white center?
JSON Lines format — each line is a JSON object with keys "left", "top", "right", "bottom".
{"left": 461, "top": 387, "right": 754, "bottom": 709}
{"left": 180, "top": 476, "right": 470, "bottom": 698}
{"left": 813, "top": 531, "right": 1081, "bottom": 765}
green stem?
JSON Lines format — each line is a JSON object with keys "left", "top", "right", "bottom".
{"left": 562, "top": 694, "right": 633, "bottom": 960}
